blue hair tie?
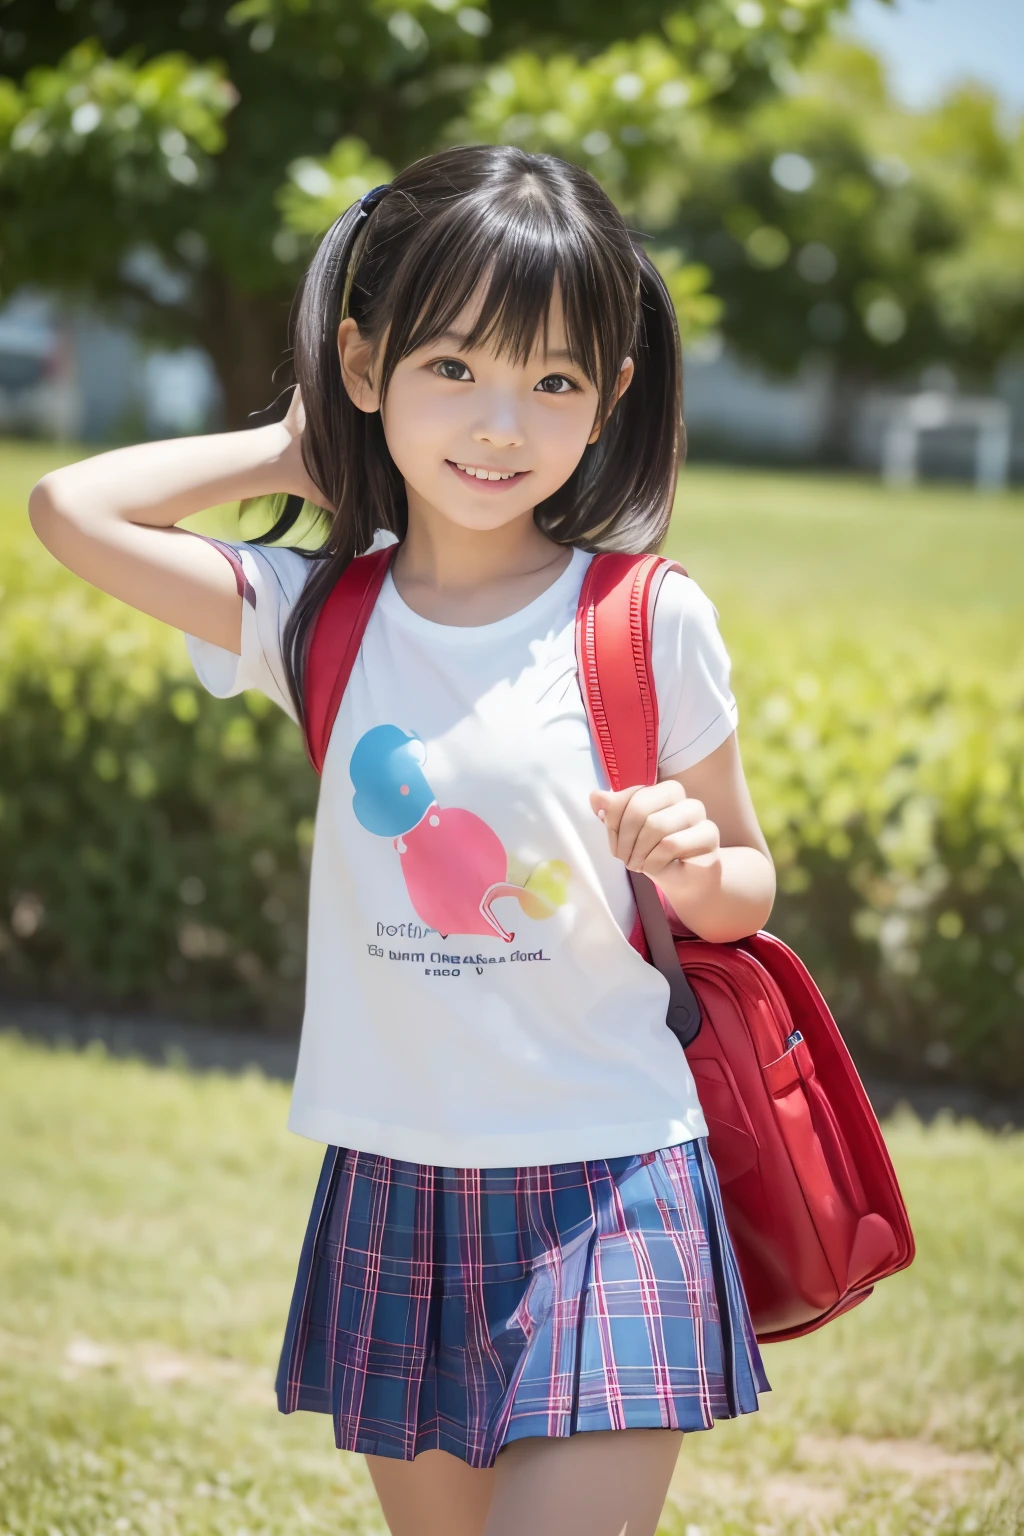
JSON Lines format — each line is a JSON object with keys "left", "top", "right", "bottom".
{"left": 340, "top": 184, "right": 392, "bottom": 319}
{"left": 359, "top": 183, "right": 390, "bottom": 215}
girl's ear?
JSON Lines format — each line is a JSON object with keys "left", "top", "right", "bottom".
{"left": 588, "top": 356, "right": 635, "bottom": 444}
{"left": 337, "top": 317, "right": 381, "bottom": 413}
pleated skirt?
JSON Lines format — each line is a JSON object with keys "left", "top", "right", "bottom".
{"left": 276, "top": 1135, "right": 770, "bottom": 1467}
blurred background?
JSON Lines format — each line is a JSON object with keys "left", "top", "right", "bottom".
{"left": 1, "top": 0, "right": 1023, "bottom": 475}
{"left": 1, "top": 3, "right": 1022, "bottom": 1533}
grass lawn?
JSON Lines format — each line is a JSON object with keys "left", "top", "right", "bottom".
{"left": 668, "top": 465, "right": 1023, "bottom": 626}
{"left": 2, "top": 1033, "right": 1022, "bottom": 1536}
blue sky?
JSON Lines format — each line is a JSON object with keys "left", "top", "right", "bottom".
{"left": 847, "top": 0, "right": 1024, "bottom": 112}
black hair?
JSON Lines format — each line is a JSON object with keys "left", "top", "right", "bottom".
{"left": 252, "top": 144, "right": 684, "bottom": 727}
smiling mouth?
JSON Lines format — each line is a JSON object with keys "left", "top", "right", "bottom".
{"left": 447, "top": 460, "right": 529, "bottom": 488}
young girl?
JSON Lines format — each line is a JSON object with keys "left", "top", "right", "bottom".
{"left": 30, "top": 145, "right": 775, "bottom": 1536}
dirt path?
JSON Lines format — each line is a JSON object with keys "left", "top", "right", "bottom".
{"left": 4, "top": 995, "right": 1022, "bottom": 1128}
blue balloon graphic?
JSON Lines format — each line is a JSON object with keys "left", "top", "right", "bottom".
{"left": 350, "top": 725, "right": 434, "bottom": 836}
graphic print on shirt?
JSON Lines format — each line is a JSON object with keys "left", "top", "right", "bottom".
{"left": 350, "top": 724, "right": 570, "bottom": 943}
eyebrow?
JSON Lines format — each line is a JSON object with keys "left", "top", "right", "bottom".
{"left": 435, "top": 330, "right": 575, "bottom": 362}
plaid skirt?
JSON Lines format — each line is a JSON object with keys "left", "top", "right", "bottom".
{"left": 276, "top": 1136, "right": 770, "bottom": 1467}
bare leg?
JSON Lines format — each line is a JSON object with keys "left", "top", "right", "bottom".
{"left": 484, "top": 1429, "right": 684, "bottom": 1536}
{"left": 365, "top": 1448, "right": 496, "bottom": 1536}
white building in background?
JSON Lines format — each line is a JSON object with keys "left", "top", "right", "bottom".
{"left": 682, "top": 342, "right": 835, "bottom": 464}
{"left": 682, "top": 341, "right": 1024, "bottom": 486}
{"left": 865, "top": 390, "right": 1013, "bottom": 491}
{"left": 0, "top": 293, "right": 80, "bottom": 440}
{"left": 0, "top": 291, "right": 220, "bottom": 443}
{"left": 1, "top": 288, "right": 1021, "bottom": 485}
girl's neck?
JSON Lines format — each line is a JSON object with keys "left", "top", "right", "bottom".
{"left": 391, "top": 492, "right": 573, "bottom": 626}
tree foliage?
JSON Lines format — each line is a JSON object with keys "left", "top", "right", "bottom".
{"left": 0, "top": 0, "right": 843, "bottom": 422}
{"left": 0, "top": 40, "right": 233, "bottom": 292}
{"left": 0, "top": 1, "right": 1020, "bottom": 429}
{"left": 669, "top": 40, "right": 1024, "bottom": 388}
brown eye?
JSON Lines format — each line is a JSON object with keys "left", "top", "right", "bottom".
{"left": 535, "top": 374, "right": 577, "bottom": 394}
{"left": 433, "top": 358, "right": 472, "bottom": 382}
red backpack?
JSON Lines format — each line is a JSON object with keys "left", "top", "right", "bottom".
{"left": 302, "top": 543, "right": 915, "bottom": 1343}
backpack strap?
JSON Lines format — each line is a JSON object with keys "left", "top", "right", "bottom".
{"left": 303, "top": 544, "right": 398, "bottom": 774}
{"left": 574, "top": 551, "right": 703, "bottom": 1047}
{"left": 574, "top": 552, "right": 684, "bottom": 788}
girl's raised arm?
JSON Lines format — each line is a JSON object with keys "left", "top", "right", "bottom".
{"left": 27, "top": 390, "right": 322, "bottom": 654}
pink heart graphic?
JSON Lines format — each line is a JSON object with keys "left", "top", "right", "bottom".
{"left": 397, "top": 807, "right": 520, "bottom": 942}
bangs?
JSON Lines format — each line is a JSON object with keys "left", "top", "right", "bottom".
{"left": 375, "top": 179, "right": 640, "bottom": 403}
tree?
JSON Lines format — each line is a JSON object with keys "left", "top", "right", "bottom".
{"left": 458, "top": 30, "right": 1024, "bottom": 456}
{"left": 666, "top": 41, "right": 1024, "bottom": 425}
{"left": 0, "top": 0, "right": 845, "bottom": 425}
{"left": 913, "top": 90, "right": 1024, "bottom": 377}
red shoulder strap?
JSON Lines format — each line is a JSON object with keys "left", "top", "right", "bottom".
{"left": 574, "top": 551, "right": 685, "bottom": 791}
{"left": 303, "top": 544, "right": 397, "bottom": 775}
{"left": 575, "top": 550, "right": 703, "bottom": 1003}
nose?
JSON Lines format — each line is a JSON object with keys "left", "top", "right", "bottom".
{"left": 469, "top": 389, "right": 525, "bottom": 450}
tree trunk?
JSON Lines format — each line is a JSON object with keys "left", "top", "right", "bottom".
{"left": 199, "top": 273, "right": 294, "bottom": 430}
{"left": 819, "top": 360, "right": 875, "bottom": 469}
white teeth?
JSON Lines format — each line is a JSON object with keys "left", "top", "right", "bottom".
{"left": 455, "top": 463, "right": 518, "bottom": 481}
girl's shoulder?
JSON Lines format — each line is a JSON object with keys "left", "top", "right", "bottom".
{"left": 193, "top": 533, "right": 317, "bottom": 619}
{"left": 647, "top": 566, "right": 737, "bottom": 772}
{"left": 184, "top": 537, "right": 322, "bottom": 725}
{"left": 648, "top": 566, "right": 730, "bottom": 675}
{"left": 235, "top": 539, "right": 317, "bottom": 607}
{"left": 653, "top": 564, "right": 723, "bottom": 628}
{"left": 577, "top": 551, "right": 722, "bottom": 632}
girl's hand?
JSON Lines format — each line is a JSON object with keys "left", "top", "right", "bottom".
{"left": 282, "top": 380, "right": 306, "bottom": 441}
{"left": 275, "top": 385, "right": 329, "bottom": 507}
{"left": 591, "top": 740, "right": 776, "bottom": 943}
{"left": 589, "top": 781, "right": 720, "bottom": 877}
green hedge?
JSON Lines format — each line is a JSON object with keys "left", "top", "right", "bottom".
{"left": 0, "top": 544, "right": 318, "bottom": 1028}
{"left": 734, "top": 618, "right": 1024, "bottom": 1089}
{"left": 1, "top": 539, "right": 1022, "bottom": 1088}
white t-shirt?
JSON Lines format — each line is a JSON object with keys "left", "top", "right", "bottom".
{"left": 185, "top": 541, "right": 739, "bottom": 1167}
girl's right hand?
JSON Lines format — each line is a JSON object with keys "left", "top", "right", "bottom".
{"left": 281, "top": 380, "right": 306, "bottom": 441}
{"left": 275, "top": 385, "right": 331, "bottom": 510}
{"left": 27, "top": 392, "right": 325, "bottom": 655}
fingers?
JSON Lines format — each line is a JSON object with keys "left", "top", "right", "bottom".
{"left": 591, "top": 782, "right": 681, "bottom": 838}
{"left": 623, "top": 786, "right": 696, "bottom": 867}
{"left": 283, "top": 382, "right": 305, "bottom": 434}
{"left": 637, "top": 817, "right": 720, "bottom": 876}
{"left": 618, "top": 787, "right": 692, "bottom": 867}
{"left": 591, "top": 784, "right": 671, "bottom": 864}
{"left": 590, "top": 783, "right": 716, "bottom": 873}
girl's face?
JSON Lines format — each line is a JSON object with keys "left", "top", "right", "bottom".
{"left": 339, "top": 288, "right": 633, "bottom": 534}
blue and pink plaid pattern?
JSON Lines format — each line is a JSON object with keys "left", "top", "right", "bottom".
{"left": 276, "top": 1136, "right": 769, "bottom": 1466}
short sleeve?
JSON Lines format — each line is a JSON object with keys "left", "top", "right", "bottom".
{"left": 650, "top": 571, "right": 738, "bottom": 775}
{"left": 184, "top": 537, "right": 313, "bottom": 725}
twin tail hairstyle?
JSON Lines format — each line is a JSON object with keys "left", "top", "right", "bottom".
{"left": 251, "top": 144, "right": 685, "bottom": 726}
